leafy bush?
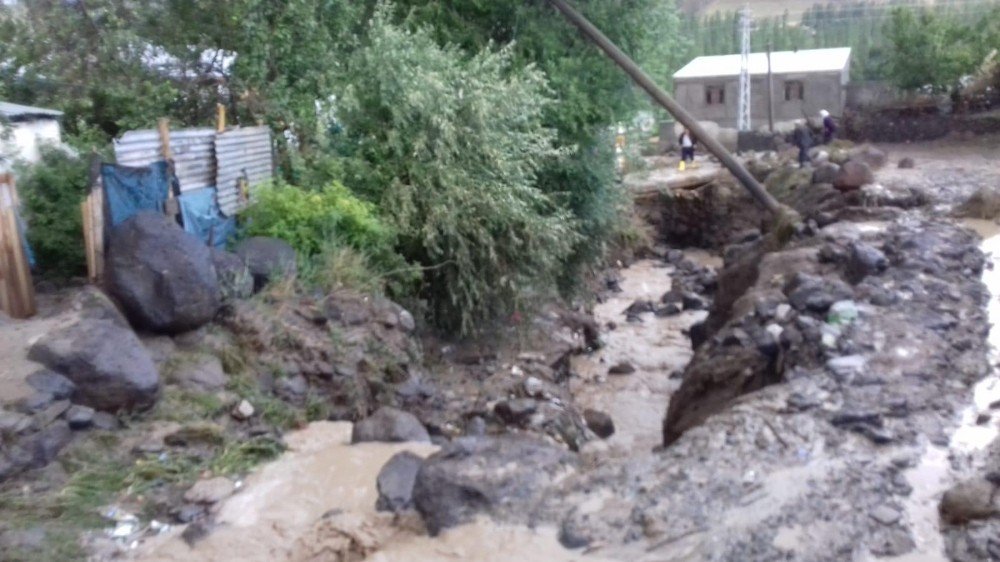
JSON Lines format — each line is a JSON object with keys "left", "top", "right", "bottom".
{"left": 241, "top": 180, "right": 392, "bottom": 258}
{"left": 17, "top": 147, "right": 90, "bottom": 279}
{"left": 337, "top": 8, "right": 579, "bottom": 334}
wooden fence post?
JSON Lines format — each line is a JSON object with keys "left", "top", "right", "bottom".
{"left": 158, "top": 117, "right": 180, "bottom": 219}
{"left": 0, "top": 174, "right": 36, "bottom": 318}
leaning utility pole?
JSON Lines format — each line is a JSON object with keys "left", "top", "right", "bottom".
{"left": 543, "top": 0, "right": 784, "bottom": 216}
{"left": 737, "top": 6, "right": 753, "bottom": 132}
{"left": 766, "top": 41, "right": 774, "bottom": 133}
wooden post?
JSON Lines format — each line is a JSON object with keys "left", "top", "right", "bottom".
{"left": 216, "top": 104, "right": 227, "bottom": 133}
{"left": 158, "top": 117, "right": 180, "bottom": 218}
{"left": 0, "top": 174, "right": 36, "bottom": 318}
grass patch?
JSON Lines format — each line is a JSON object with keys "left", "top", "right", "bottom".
{"left": 210, "top": 436, "right": 285, "bottom": 476}
{"left": 151, "top": 387, "right": 224, "bottom": 423}
{"left": 226, "top": 374, "right": 303, "bottom": 430}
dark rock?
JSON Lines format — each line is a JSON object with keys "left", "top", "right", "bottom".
{"left": 655, "top": 303, "right": 682, "bottom": 317}
{"left": 351, "top": 407, "right": 430, "bottom": 444}
{"left": 25, "top": 422, "right": 73, "bottom": 468}
{"left": 275, "top": 375, "right": 309, "bottom": 400}
{"left": 682, "top": 292, "right": 708, "bottom": 311}
{"left": 733, "top": 228, "right": 762, "bottom": 244}
{"left": 32, "top": 400, "right": 71, "bottom": 429}
{"left": 181, "top": 521, "right": 213, "bottom": 547}
{"left": 583, "top": 409, "right": 615, "bottom": 439}
{"left": 666, "top": 249, "right": 684, "bottom": 264}
{"left": 785, "top": 272, "right": 854, "bottom": 313}
{"left": 211, "top": 248, "right": 253, "bottom": 301}
{"left": 412, "top": 435, "right": 576, "bottom": 535}
{"left": 559, "top": 516, "right": 592, "bottom": 549}
{"left": 831, "top": 409, "right": 882, "bottom": 428}
{"left": 661, "top": 289, "right": 683, "bottom": 304}
{"left": 376, "top": 451, "right": 424, "bottom": 512}
{"left": 25, "top": 370, "right": 76, "bottom": 400}
{"left": 608, "top": 361, "right": 636, "bottom": 375}
{"left": 465, "top": 416, "right": 486, "bottom": 436}
{"left": 940, "top": 477, "right": 998, "bottom": 524}
{"left": 623, "top": 300, "right": 655, "bottom": 316}
{"left": 494, "top": 399, "right": 538, "bottom": 426}
{"left": 833, "top": 160, "right": 875, "bottom": 191}
{"left": 65, "top": 405, "right": 95, "bottom": 430}
{"left": 233, "top": 237, "right": 297, "bottom": 291}
{"left": 849, "top": 145, "right": 888, "bottom": 169}
{"left": 812, "top": 162, "right": 840, "bottom": 185}
{"left": 28, "top": 317, "right": 159, "bottom": 412}
{"left": 846, "top": 242, "right": 888, "bottom": 283}
{"left": 787, "top": 392, "right": 820, "bottom": 411}
{"left": 605, "top": 277, "right": 623, "bottom": 293}
{"left": 106, "top": 212, "right": 221, "bottom": 333}
{"left": 172, "top": 503, "right": 207, "bottom": 524}
{"left": 898, "top": 157, "right": 915, "bottom": 169}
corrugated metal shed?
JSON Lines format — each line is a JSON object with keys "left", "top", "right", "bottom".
{"left": 0, "top": 101, "right": 63, "bottom": 121}
{"left": 215, "top": 126, "right": 273, "bottom": 216}
{"left": 114, "top": 128, "right": 217, "bottom": 193}
{"left": 673, "top": 47, "right": 852, "bottom": 80}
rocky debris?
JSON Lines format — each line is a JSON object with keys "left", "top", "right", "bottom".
{"left": 0, "top": 422, "right": 74, "bottom": 481}
{"left": 351, "top": 407, "right": 430, "bottom": 444}
{"left": 183, "top": 477, "right": 236, "bottom": 504}
{"left": 940, "top": 477, "right": 998, "bottom": 524}
{"left": 898, "top": 157, "right": 916, "bottom": 169}
{"left": 175, "top": 354, "right": 227, "bottom": 392}
{"left": 106, "top": 212, "right": 221, "bottom": 334}
{"left": 25, "top": 370, "right": 76, "bottom": 401}
{"left": 211, "top": 248, "right": 253, "bottom": 301}
{"left": 583, "top": 409, "right": 615, "bottom": 439}
{"left": 231, "top": 399, "right": 255, "bottom": 421}
{"left": 64, "top": 405, "right": 95, "bottom": 430}
{"left": 171, "top": 504, "right": 207, "bottom": 524}
{"left": 494, "top": 399, "right": 537, "bottom": 426}
{"left": 28, "top": 313, "right": 159, "bottom": 413}
{"left": 412, "top": 435, "right": 576, "bottom": 535}
{"left": 834, "top": 160, "right": 875, "bottom": 191}
{"left": 849, "top": 145, "right": 888, "bottom": 169}
{"left": 608, "top": 361, "right": 636, "bottom": 376}
{"left": 233, "top": 237, "right": 297, "bottom": 290}
{"left": 375, "top": 451, "right": 424, "bottom": 512}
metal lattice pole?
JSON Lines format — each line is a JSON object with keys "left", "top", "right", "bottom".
{"left": 738, "top": 6, "right": 752, "bottom": 132}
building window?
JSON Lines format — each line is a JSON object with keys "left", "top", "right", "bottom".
{"left": 705, "top": 85, "right": 725, "bottom": 105}
{"left": 784, "top": 80, "right": 804, "bottom": 101}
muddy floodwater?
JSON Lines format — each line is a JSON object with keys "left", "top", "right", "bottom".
{"left": 132, "top": 422, "right": 612, "bottom": 562}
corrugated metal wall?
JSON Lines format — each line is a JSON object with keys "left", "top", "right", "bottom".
{"left": 113, "top": 126, "right": 274, "bottom": 216}
{"left": 114, "top": 129, "right": 217, "bottom": 193}
{"left": 215, "top": 126, "right": 273, "bottom": 216}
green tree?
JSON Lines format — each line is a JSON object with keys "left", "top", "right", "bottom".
{"left": 337, "top": 9, "right": 579, "bottom": 334}
{"left": 884, "top": 7, "right": 981, "bottom": 91}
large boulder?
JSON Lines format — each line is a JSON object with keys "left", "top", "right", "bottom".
{"left": 351, "top": 407, "right": 430, "bottom": 444}
{"left": 833, "top": 160, "right": 875, "bottom": 191}
{"left": 28, "top": 315, "right": 159, "bottom": 412}
{"left": 107, "top": 212, "right": 221, "bottom": 334}
{"left": 412, "top": 435, "right": 577, "bottom": 535}
{"left": 376, "top": 451, "right": 424, "bottom": 513}
{"left": 848, "top": 145, "right": 888, "bottom": 169}
{"left": 812, "top": 162, "right": 840, "bottom": 185}
{"left": 233, "top": 237, "right": 297, "bottom": 290}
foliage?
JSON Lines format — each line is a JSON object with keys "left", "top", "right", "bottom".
{"left": 338, "top": 9, "right": 579, "bottom": 334}
{"left": 16, "top": 147, "right": 90, "bottom": 279}
{"left": 884, "top": 5, "right": 1000, "bottom": 91}
{"left": 241, "top": 180, "right": 393, "bottom": 258}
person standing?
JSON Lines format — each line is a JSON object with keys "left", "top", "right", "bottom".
{"left": 793, "top": 123, "right": 813, "bottom": 168}
{"left": 820, "top": 109, "right": 837, "bottom": 144}
{"left": 678, "top": 128, "right": 696, "bottom": 167}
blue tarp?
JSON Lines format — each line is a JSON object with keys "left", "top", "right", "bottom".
{"left": 101, "top": 161, "right": 171, "bottom": 226}
{"left": 178, "top": 187, "right": 236, "bottom": 249}
{"left": 15, "top": 205, "right": 35, "bottom": 268}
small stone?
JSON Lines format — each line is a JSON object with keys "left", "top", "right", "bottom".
{"left": 231, "top": 399, "right": 255, "bottom": 421}
{"left": 176, "top": 355, "right": 227, "bottom": 392}
{"left": 17, "top": 392, "right": 55, "bottom": 414}
{"left": 494, "top": 399, "right": 538, "bottom": 426}
{"left": 181, "top": 521, "right": 213, "bottom": 547}
{"left": 870, "top": 505, "right": 902, "bottom": 526}
{"left": 583, "top": 409, "right": 615, "bottom": 439}
{"left": 0, "top": 410, "right": 31, "bottom": 435}
{"left": 65, "top": 405, "right": 95, "bottom": 430}
{"left": 398, "top": 310, "right": 416, "bottom": 332}
{"left": 898, "top": 157, "right": 915, "bottom": 169}
{"left": 465, "top": 416, "right": 486, "bottom": 436}
{"left": 275, "top": 375, "right": 308, "bottom": 400}
{"left": 681, "top": 293, "right": 708, "bottom": 311}
{"left": 608, "top": 362, "right": 635, "bottom": 376}
{"left": 976, "top": 412, "right": 991, "bottom": 425}
{"left": 25, "top": 370, "right": 76, "bottom": 400}
{"left": 352, "top": 407, "right": 431, "bottom": 443}
{"left": 183, "top": 477, "right": 235, "bottom": 504}
{"left": 32, "top": 400, "right": 72, "bottom": 429}
{"left": 655, "top": 303, "right": 682, "bottom": 317}
{"left": 523, "top": 376, "right": 544, "bottom": 397}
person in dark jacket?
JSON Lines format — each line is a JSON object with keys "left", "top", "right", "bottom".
{"left": 820, "top": 109, "right": 837, "bottom": 144}
{"left": 793, "top": 123, "right": 812, "bottom": 168}
{"left": 678, "top": 128, "right": 696, "bottom": 164}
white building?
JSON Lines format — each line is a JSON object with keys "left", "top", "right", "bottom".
{"left": 0, "top": 101, "right": 64, "bottom": 165}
